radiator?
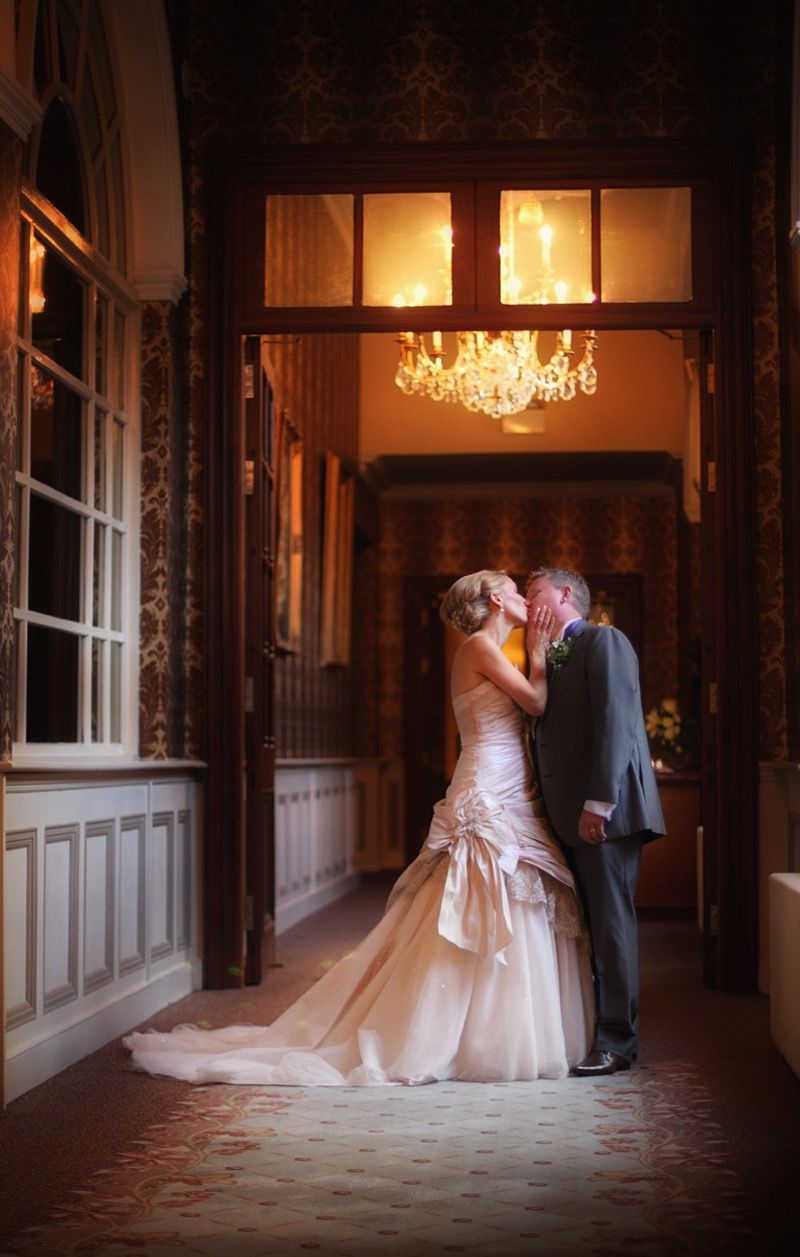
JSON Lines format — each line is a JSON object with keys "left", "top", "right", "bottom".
{"left": 769, "top": 872, "right": 800, "bottom": 1079}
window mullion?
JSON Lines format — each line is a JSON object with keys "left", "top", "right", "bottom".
{"left": 15, "top": 619, "right": 27, "bottom": 744}
{"left": 16, "top": 474, "right": 94, "bottom": 519}
{"left": 80, "top": 631, "right": 92, "bottom": 745}
{"left": 101, "top": 638, "right": 111, "bottom": 747}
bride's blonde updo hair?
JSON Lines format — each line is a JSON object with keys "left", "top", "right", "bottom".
{"left": 440, "top": 569, "right": 509, "bottom": 636}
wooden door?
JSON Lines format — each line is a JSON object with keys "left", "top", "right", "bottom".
{"left": 242, "top": 336, "right": 277, "bottom": 983}
{"left": 403, "top": 576, "right": 451, "bottom": 864}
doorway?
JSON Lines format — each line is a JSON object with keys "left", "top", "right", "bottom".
{"left": 207, "top": 141, "right": 757, "bottom": 994}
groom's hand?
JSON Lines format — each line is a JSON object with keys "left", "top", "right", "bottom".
{"left": 578, "top": 809, "right": 606, "bottom": 844}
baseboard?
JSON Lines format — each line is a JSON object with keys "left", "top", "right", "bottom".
{"left": 4, "top": 962, "right": 197, "bottom": 1104}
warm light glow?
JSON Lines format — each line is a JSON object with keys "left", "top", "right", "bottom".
{"left": 362, "top": 191, "right": 453, "bottom": 306}
{"left": 500, "top": 190, "right": 592, "bottom": 307}
{"left": 539, "top": 223, "right": 553, "bottom": 268}
{"left": 29, "top": 236, "right": 46, "bottom": 315}
{"left": 395, "top": 328, "right": 598, "bottom": 418}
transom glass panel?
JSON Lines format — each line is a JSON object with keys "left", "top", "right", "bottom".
{"left": 600, "top": 187, "right": 692, "bottom": 302}
{"left": 363, "top": 192, "right": 452, "bottom": 307}
{"left": 500, "top": 190, "right": 593, "bottom": 305}
{"left": 265, "top": 194, "right": 354, "bottom": 306}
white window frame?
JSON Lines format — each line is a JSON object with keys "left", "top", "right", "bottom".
{"left": 14, "top": 187, "right": 140, "bottom": 765}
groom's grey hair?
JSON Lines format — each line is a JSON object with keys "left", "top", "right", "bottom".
{"left": 527, "top": 567, "right": 591, "bottom": 618}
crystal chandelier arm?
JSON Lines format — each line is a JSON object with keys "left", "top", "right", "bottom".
{"left": 395, "top": 328, "right": 598, "bottom": 414}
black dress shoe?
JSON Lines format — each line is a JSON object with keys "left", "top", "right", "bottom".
{"left": 573, "top": 1049, "right": 631, "bottom": 1076}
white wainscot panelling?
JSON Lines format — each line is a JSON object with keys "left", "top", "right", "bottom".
{"left": 84, "top": 821, "right": 114, "bottom": 993}
{"left": 3, "top": 775, "right": 203, "bottom": 1102}
{"left": 352, "top": 759, "right": 405, "bottom": 873}
{"left": 4, "top": 831, "right": 36, "bottom": 1029}
{"left": 119, "top": 816, "right": 145, "bottom": 974}
{"left": 43, "top": 826, "right": 78, "bottom": 1012}
{"left": 150, "top": 812, "right": 175, "bottom": 961}
{"left": 274, "top": 764, "right": 362, "bottom": 934}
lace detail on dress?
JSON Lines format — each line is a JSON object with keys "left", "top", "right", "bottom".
{"left": 505, "top": 864, "right": 586, "bottom": 940}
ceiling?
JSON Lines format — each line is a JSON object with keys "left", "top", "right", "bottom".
{"left": 358, "top": 329, "right": 690, "bottom": 465}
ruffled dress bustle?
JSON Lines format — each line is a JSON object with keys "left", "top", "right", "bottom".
{"left": 124, "top": 680, "right": 594, "bottom": 1085}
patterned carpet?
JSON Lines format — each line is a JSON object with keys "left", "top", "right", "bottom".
{"left": 3, "top": 1064, "right": 760, "bottom": 1257}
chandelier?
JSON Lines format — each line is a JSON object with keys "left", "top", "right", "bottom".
{"left": 395, "top": 328, "right": 598, "bottom": 419}
{"left": 393, "top": 192, "right": 598, "bottom": 418}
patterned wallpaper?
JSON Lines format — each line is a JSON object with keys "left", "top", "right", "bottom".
{"left": 0, "top": 130, "right": 21, "bottom": 761}
{"left": 140, "top": 300, "right": 193, "bottom": 758}
{"left": 374, "top": 494, "right": 678, "bottom": 760}
{"left": 182, "top": 0, "right": 787, "bottom": 761}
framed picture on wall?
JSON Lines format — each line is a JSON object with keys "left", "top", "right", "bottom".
{"left": 275, "top": 411, "right": 303, "bottom": 652}
{"left": 320, "top": 450, "right": 355, "bottom": 666}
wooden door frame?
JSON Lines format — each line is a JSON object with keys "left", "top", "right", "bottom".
{"left": 204, "top": 138, "right": 758, "bottom": 993}
{"left": 403, "top": 576, "right": 452, "bottom": 866}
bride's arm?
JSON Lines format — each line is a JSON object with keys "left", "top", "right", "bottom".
{"left": 466, "top": 611, "right": 554, "bottom": 716}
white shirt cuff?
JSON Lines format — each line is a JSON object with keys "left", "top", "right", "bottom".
{"left": 584, "top": 799, "right": 616, "bottom": 819}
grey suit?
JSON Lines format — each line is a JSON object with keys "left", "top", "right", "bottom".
{"left": 534, "top": 620, "right": 665, "bottom": 1062}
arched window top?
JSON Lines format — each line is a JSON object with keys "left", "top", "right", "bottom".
{"left": 25, "top": 0, "right": 126, "bottom": 273}
{"left": 36, "top": 95, "right": 86, "bottom": 233}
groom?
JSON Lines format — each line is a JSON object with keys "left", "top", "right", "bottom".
{"left": 526, "top": 567, "right": 665, "bottom": 1076}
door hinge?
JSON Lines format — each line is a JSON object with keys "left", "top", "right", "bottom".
{"left": 706, "top": 362, "right": 715, "bottom": 394}
{"left": 244, "top": 675, "right": 254, "bottom": 713}
{"left": 708, "top": 681, "right": 718, "bottom": 714}
{"left": 709, "top": 903, "right": 719, "bottom": 935}
{"left": 244, "top": 459, "right": 255, "bottom": 495}
{"left": 245, "top": 894, "right": 255, "bottom": 931}
{"left": 707, "top": 461, "right": 717, "bottom": 493}
{"left": 243, "top": 362, "right": 255, "bottom": 399}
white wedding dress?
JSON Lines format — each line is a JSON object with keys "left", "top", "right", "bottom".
{"left": 125, "top": 678, "right": 594, "bottom": 1085}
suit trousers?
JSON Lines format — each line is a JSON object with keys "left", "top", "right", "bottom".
{"left": 566, "top": 834, "right": 643, "bottom": 1061}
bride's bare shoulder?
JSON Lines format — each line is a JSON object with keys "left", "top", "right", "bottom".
{"left": 456, "top": 632, "right": 494, "bottom": 658}
{"left": 453, "top": 633, "right": 495, "bottom": 670}
{"left": 450, "top": 633, "right": 501, "bottom": 694}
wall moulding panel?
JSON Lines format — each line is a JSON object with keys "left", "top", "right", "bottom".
{"left": 3, "top": 775, "right": 203, "bottom": 1102}
{"left": 274, "top": 759, "right": 405, "bottom": 934}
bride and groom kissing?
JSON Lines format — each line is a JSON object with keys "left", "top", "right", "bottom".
{"left": 126, "top": 566, "right": 665, "bottom": 1087}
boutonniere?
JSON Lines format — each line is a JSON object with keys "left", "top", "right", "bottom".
{"left": 545, "top": 637, "right": 576, "bottom": 667}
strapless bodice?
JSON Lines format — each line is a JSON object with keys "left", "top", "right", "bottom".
{"left": 452, "top": 678, "right": 527, "bottom": 747}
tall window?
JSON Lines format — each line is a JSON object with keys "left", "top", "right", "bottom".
{"left": 15, "top": 0, "right": 137, "bottom": 753}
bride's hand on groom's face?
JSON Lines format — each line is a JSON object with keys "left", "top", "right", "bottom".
{"left": 526, "top": 607, "right": 555, "bottom": 654}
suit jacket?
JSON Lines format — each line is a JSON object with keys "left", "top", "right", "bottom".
{"left": 534, "top": 620, "right": 666, "bottom": 848}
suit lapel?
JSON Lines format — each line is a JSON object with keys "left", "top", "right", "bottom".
{"left": 546, "top": 620, "right": 587, "bottom": 706}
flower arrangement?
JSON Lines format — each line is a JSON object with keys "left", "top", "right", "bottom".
{"left": 646, "top": 698, "right": 698, "bottom": 771}
{"left": 545, "top": 637, "right": 576, "bottom": 667}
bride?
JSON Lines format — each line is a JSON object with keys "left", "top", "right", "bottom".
{"left": 125, "top": 570, "right": 594, "bottom": 1085}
